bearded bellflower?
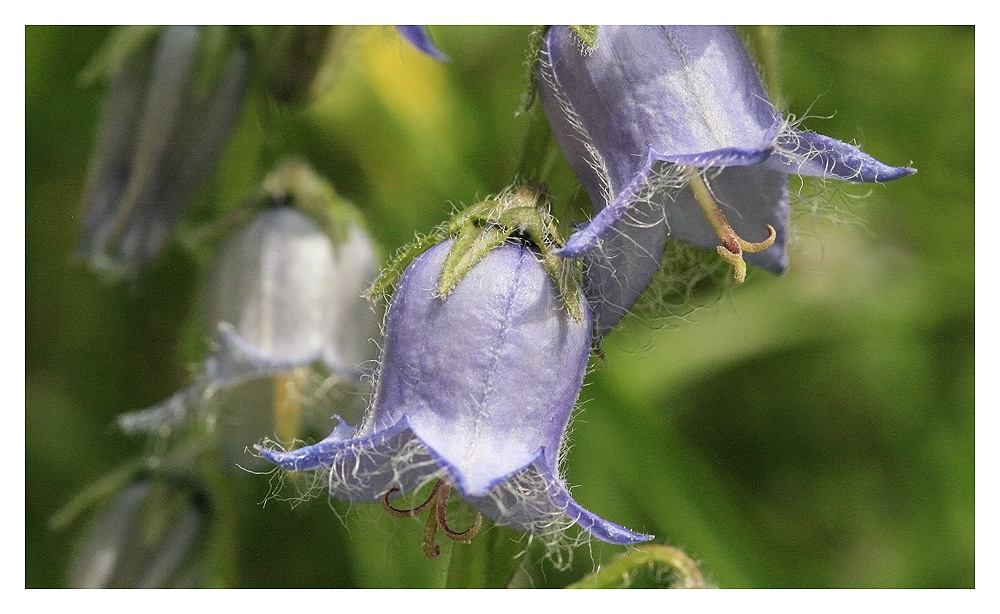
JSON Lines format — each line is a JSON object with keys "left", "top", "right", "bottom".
{"left": 258, "top": 236, "right": 652, "bottom": 555}
{"left": 78, "top": 26, "right": 251, "bottom": 280}
{"left": 119, "top": 163, "right": 380, "bottom": 467}
{"left": 537, "top": 26, "right": 915, "bottom": 335}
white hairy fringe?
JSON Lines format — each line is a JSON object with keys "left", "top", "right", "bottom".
{"left": 258, "top": 429, "right": 597, "bottom": 571}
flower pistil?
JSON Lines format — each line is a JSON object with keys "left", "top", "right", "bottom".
{"left": 685, "top": 166, "right": 776, "bottom": 285}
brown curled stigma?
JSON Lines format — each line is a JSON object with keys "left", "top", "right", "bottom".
{"left": 381, "top": 479, "right": 484, "bottom": 560}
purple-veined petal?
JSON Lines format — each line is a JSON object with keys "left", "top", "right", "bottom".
{"left": 539, "top": 25, "right": 778, "bottom": 207}
{"left": 362, "top": 240, "right": 591, "bottom": 495}
{"left": 564, "top": 160, "right": 789, "bottom": 335}
{"left": 557, "top": 142, "right": 782, "bottom": 259}
{"left": 577, "top": 199, "right": 670, "bottom": 337}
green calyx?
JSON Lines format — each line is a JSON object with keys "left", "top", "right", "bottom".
{"left": 369, "top": 182, "right": 584, "bottom": 322}
{"left": 570, "top": 26, "right": 599, "bottom": 51}
{"left": 181, "top": 160, "right": 367, "bottom": 267}
{"left": 257, "top": 159, "right": 365, "bottom": 245}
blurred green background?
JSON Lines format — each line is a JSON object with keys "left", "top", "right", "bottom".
{"left": 25, "top": 26, "right": 973, "bottom": 588}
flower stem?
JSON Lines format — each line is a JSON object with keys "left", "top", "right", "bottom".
{"left": 444, "top": 521, "right": 525, "bottom": 588}
{"left": 514, "top": 103, "right": 561, "bottom": 184}
{"left": 567, "top": 544, "right": 709, "bottom": 589}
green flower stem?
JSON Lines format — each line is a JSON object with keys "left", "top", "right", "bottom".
{"left": 200, "top": 463, "right": 240, "bottom": 587}
{"left": 514, "top": 103, "right": 561, "bottom": 185}
{"left": 444, "top": 520, "right": 526, "bottom": 588}
{"left": 49, "top": 458, "right": 147, "bottom": 530}
{"left": 567, "top": 544, "right": 709, "bottom": 589}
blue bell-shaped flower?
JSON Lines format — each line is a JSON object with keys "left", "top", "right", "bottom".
{"left": 537, "top": 25, "right": 915, "bottom": 334}
{"left": 258, "top": 236, "right": 652, "bottom": 550}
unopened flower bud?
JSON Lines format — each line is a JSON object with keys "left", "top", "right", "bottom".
{"left": 70, "top": 478, "right": 208, "bottom": 588}
{"left": 78, "top": 26, "right": 251, "bottom": 280}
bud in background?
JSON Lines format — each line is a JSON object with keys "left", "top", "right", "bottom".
{"left": 118, "top": 161, "right": 381, "bottom": 469}
{"left": 69, "top": 478, "right": 209, "bottom": 588}
{"left": 78, "top": 26, "right": 251, "bottom": 281}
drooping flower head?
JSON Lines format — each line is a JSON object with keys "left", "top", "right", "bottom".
{"left": 78, "top": 26, "right": 251, "bottom": 281}
{"left": 537, "top": 26, "right": 915, "bottom": 335}
{"left": 258, "top": 224, "right": 652, "bottom": 555}
{"left": 119, "top": 162, "right": 380, "bottom": 468}
{"left": 202, "top": 205, "right": 378, "bottom": 389}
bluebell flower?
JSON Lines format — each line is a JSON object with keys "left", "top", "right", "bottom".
{"left": 395, "top": 26, "right": 449, "bottom": 61}
{"left": 78, "top": 26, "right": 251, "bottom": 280}
{"left": 537, "top": 26, "right": 915, "bottom": 335}
{"left": 257, "top": 238, "right": 652, "bottom": 554}
{"left": 119, "top": 169, "right": 380, "bottom": 467}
